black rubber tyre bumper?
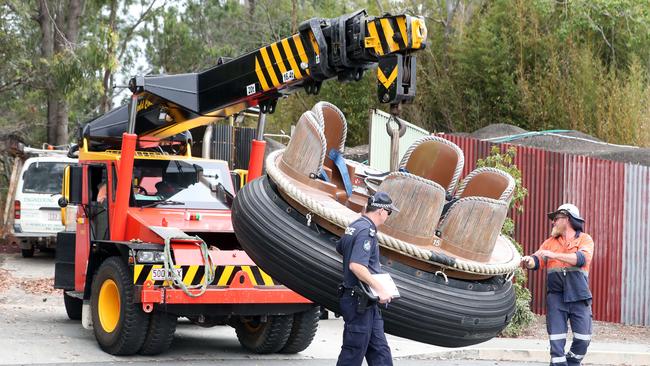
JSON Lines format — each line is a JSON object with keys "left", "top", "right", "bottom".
{"left": 232, "top": 176, "right": 516, "bottom": 348}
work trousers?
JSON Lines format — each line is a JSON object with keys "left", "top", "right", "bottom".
{"left": 336, "top": 294, "right": 393, "bottom": 366}
{"left": 546, "top": 292, "right": 593, "bottom": 366}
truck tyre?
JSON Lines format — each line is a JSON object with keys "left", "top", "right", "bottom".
{"left": 21, "top": 248, "right": 34, "bottom": 258}
{"left": 91, "top": 257, "right": 149, "bottom": 355}
{"left": 139, "top": 310, "right": 177, "bottom": 355}
{"left": 280, "top": 306, "right": 320, "bottom": 354}
{"left": 63, "top": 291, "right": 82, "bottom": 320}
{"left": 234, "top": 315, "right": 293, "bottom": 354}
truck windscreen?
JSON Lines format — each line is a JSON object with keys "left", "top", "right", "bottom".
{"left": 130, "top": 158, "right": 235, "bottom": 210}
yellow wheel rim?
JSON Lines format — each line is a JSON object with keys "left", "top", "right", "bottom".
{"left": 243, "top": 318, "right": 263, "bottom": 332}
{"left": 98, "top": 279, "right": 120, "bottom": 333}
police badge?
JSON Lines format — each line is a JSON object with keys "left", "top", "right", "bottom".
{"left": 363, "top": 240, "right": 371, "bottom": 252}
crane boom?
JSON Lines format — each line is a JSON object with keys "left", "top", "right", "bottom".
{"left": 82, "top": 10, "right": 427, "bottom": 143}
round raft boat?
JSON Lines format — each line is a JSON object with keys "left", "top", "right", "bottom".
{"left": 232, "top": 102, "right": 521, "bottom": 347}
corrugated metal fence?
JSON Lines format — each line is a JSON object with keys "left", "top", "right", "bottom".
{"left": 441, "top": 134, "right": 649, "bottom": 325}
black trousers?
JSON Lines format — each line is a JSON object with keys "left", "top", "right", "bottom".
{"left": 336, "top": 294, "right": 392, "bottom": 366}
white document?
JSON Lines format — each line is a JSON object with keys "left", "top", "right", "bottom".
{"left": 370, "top": 273, "right": 400, "bottom": 298}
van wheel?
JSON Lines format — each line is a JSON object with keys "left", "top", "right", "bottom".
{"left": 63, "top": 291, "right": 82, "bottom": 320}
{"left": 21, "top": 248, "right": 34, "bottom": 258}
{"left": 139, "top": 309, "right": 177, "bottom": 355}
{"left": 234, "top": 315, "right": 293, "bottom": 354}
{"left": 280, "top": 306, "right": 320, "bottom": 353}
{"left": 91, "top": 257, "right": 149, "bottom": 355}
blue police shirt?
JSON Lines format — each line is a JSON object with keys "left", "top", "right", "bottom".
{"left": 336, "top": 215, "right": 382, "bottom": 288}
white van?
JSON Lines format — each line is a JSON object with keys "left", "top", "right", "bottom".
{"left": 12, "top": 156, "right": 77, "bottom": 257}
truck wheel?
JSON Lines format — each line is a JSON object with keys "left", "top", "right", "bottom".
{"left": 280, "top": 306, "right": 320, "bottom": 353}
{"left": 21, "top": 248, "right": 34, "bottom": 258}
{"left": 63, "top": 291, "right": 82, "bottom": 320}
{"left": 234, "top": 315, "right": 293, "bottom": 354}
{"left": 91, "top": 257, "right": 149, "bottom": 355}
{"left": 139, "top": 310, "right": 177, "bottom": 355}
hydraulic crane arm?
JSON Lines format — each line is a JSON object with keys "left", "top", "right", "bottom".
{"left": 120, "top": 9, "right": 427, "bottom": 140}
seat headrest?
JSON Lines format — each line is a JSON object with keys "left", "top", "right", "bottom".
{"left": 399, "top": 136, "right": 464, "bottom": 195}
{"left": 456, "top": 167, "right": 515, "bottom": 202}
{"left": 311, "top": 101, "right": 347, "bottom": 153}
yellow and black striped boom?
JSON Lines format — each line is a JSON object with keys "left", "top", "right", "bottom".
{"left": 100, "top": 9, "right": 427, "bottom": 140}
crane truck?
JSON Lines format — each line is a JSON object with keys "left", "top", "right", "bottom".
{"left": 54, "top": 9, "right": 427, "bottom": 356}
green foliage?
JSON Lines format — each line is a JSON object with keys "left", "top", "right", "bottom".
{"left": 477, "top": 146, "right": 535, "bottom": 337}
{"left": 410, "top": 0, "right": 650, "bottom": 146}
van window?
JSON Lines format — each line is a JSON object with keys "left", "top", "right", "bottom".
{"left": 22, "top": 162, "right": 67, "bottom": 194}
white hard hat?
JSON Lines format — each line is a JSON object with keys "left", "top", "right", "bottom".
{"left": 547, "top": 203, "right": 584, "bottom": 222}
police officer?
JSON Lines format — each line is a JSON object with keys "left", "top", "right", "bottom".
{"left": 336, "top": 192, "right": 399, "bottom": 366}
{"left": 522, "top": 204, "right": 594, "bottom": 366}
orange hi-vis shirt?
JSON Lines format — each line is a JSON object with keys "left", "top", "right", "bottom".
{"left": 532, "top": 233, "right": 595, "bottom": 302}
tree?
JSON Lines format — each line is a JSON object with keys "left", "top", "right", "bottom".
{"left": 37, "top": 0, "right": 83, "bottom": 145}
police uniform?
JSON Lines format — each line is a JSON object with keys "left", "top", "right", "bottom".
{"left": 530, "top": 205, "right": 594, "bottom": 366}
{"left": 335, "top": 194, "right": 396, "bottom": 366}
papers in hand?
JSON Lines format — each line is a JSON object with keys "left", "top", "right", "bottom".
{"left": 370, "top": 273, "right": 400, "bottom": 298}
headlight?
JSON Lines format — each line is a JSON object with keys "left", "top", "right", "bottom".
{"left": 136, "top": 250, "right": 166, "bottom": 263}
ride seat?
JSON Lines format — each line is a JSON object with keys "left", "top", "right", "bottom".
{"left": 377, "top": 172, "right": 447, "bottom": 247}
{"left": 436, "top": 168, "right": 515, "bottom": 262}
{"left": 311, "top": 102, "right": 355, "bottom": 197}
{"left": 311, "top": 101, "right": 347, "bottom": 157}
{"left": 399, "top": 136, "right": 464, "bottom": 197}
{"left": 280, "top": 111, "right": 326, "bottom": 178}
{"left": 455, "top": 167, "right": 515, "bottom": 202}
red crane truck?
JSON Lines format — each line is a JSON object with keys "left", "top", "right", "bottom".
{"left": 54, "top": 9, "right": 426, "bottom": 356}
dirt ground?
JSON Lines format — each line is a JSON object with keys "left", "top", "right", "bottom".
{"left": 520, "top": 314, "right": 650, "bottom": 344}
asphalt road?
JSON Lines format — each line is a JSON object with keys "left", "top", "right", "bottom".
{"left": 0, "top": 252, "right": 549, "bottom": 365}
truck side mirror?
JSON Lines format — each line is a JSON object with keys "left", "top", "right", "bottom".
{"left": 58, "top": 197, "right": 68, "bottom": 208}
{"left": 66, "top": 165, "right": 83, "bottom": 205}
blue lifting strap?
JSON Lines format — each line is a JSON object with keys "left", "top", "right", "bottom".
{"left": 328, "top": 148, "right": 352, "bottom": 197}
{"left": 318, "top": 168, "right": 330, "bottom": 182}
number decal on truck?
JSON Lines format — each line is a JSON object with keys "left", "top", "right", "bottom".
{"left": 151, "top": 268, "right": 183, "bottom": 281}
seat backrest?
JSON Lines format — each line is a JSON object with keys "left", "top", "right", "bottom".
{"left": 311, "top": 101, "right": 347, "bottom": 154}
{"left": 377, "top": 172, "right": 446, "bottom": 247}
{"left": 456, "top": 167, "right": 515, "bottom": 203}
{"left": 436, "top": 197, "right": 508, "bottom": 262}
{"left": 399, "top": 136, "right": 464, "bottom": 195}
{"left": 281, "top": 111, "right": 326, "bottom": 177}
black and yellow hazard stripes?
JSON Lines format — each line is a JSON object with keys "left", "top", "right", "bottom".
{"left": 254, "top": 34, "right": 310, "bottom": 92}
{"left": 377, "top": 65, "right": 398, "bottom": 90}
{"left": 364, "top": 15, "right": 427, "bottom": 56}
{"left": 133, "top": 264, "right": 276, "bottom": 287}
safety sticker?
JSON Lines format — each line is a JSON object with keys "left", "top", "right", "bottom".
{"left": 151, "top": 268, "right": 182, "bottom": 281}
{"left": 246, "top": 83, "right": 256, "bottom": 96}
{"left": 282, "top": 70, "right": 295, "bottom": 82}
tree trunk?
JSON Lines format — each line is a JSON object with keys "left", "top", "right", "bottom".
{"left": 99, "top": 0, "right": 118, "bottom": 113}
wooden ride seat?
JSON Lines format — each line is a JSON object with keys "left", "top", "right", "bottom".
{"left": 279, "top": 110, "right": 359, "bottom": 204}
{"left": 436, "top": 168, "right": 515, "bottom": 262}
{"left": 280, "top": 110, "right": 326, "bottom": 178}
{"left": 311, "top": 101, "right": 346, "bottom": 159}
{"left": 455, "top": 167, "right": 515, "bottom": 202}
{"left": 399, "top": 136, "right": 464, "bottom": 196}
{"left": 311, "top": 102, "right": 356, "bottom": 197}
{"left": 377, "top": 172, "right": 447, "bottom": 247}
